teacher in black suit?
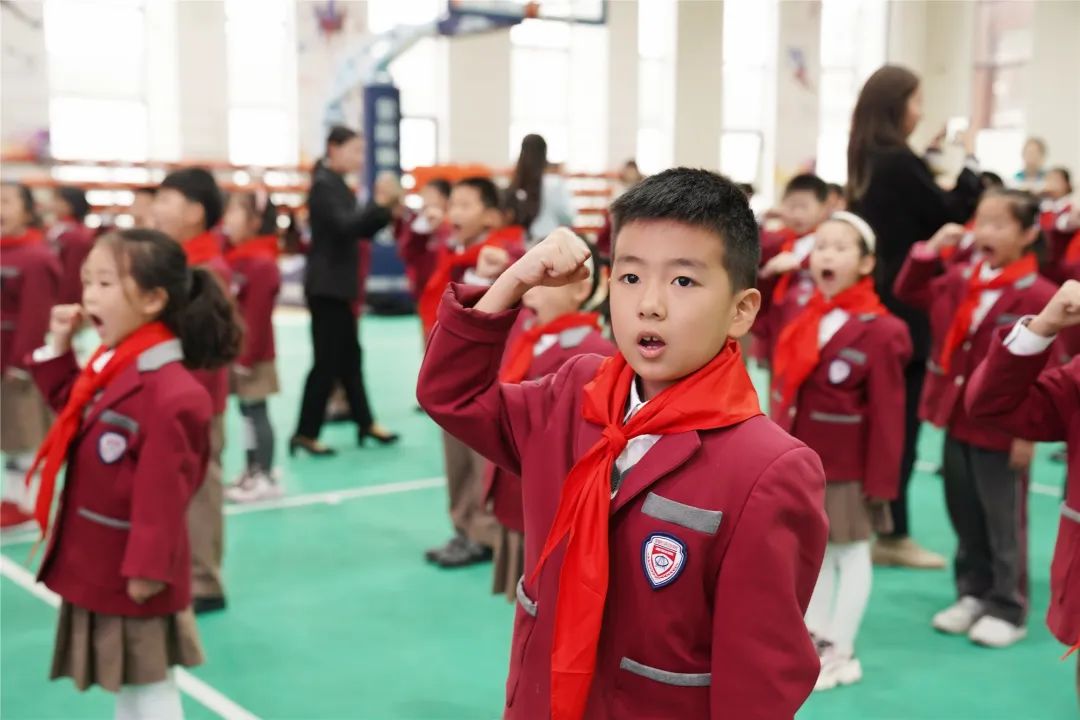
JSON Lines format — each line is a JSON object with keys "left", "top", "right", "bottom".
{"left": 847, "top": 65, "right": 983, "bottom": 569}
{"left": 292, "top": 126, "right": 400, "bottom": 456}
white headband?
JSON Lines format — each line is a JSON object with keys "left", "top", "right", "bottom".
{"left": 828, "top": 211, "right": 876, "bottom": 254}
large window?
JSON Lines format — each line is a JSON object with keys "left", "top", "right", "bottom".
{"left": 721, "top": 0, "right": 777, "bottom": 200}
{"left": 226, "top": 0, "right": 298, "bottom": 166}
{"left": 510, "top": 18, "right": 607, "bottom": 170}
{"left": 45, "top": 0, "right": 148, "bottom": 162}
{"left": 970, "top": 0, "right": 1034, "bottom": 173}
{"left": 815, "top": 0, "right": 888, "bottom": 184}
{"left": 636, "top": 0, "right": 675, "bottom": 174}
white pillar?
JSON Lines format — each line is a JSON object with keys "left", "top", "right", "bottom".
{"left": 1026, "top": 0, "right": 1080, "bottom": 169}
{"left": 447, "top": 31, "right": 511, "bottom": 166}
{"left": 606, "top": 0, "right": 639, "bottom": 168}
{"left": 773, "top": 0, "right": 821, "bottom": 185}
{"left": 175, "top": 0, "right": 229, "bottom": 160}
{"left": 672, "top": 0, "right": 724, "bottom": 169}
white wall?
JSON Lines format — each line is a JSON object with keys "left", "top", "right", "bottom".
{"left": 673, "top": 0, "right": 724, "bottom": 169}
{"left": 1, "top": 1, "right": 49, "bottom": 154}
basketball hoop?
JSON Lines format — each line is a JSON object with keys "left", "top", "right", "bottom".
{"left": 314, "top": 0, "right": 345, "bottom": 38}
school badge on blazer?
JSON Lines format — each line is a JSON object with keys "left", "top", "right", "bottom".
{"left": 97, "top": 432, "right": 127, "bottom": 464}
{"left": 642, "top": 533, "right": 686, "bottom": 589}
{"left": 828, "top": 359, "right": 852, "bottom": 384}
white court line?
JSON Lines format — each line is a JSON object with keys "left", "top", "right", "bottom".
{"left": 0, "top": 555, "right": 261, "bottom": 720}
{"left": 1, "top": 477, "right": 446, "bottom": 547}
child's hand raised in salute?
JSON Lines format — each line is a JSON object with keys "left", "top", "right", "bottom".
{"left": 476, "top": 228, "right": 591, "bottom": 313}
{"left": 49, "top": 304, "right": 85, "bottom": 355}
{"left": 1029, "top": 280, "right": 1080, "bottom": 337}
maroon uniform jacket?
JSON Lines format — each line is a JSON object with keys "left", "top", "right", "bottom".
{"left": 484, "top": 312, "right": 616, "bottom": 533}
{"left": 1, "top": 241, "right": 61, "bottom": 376}
{"left": 228, "top": 255, "right": 280, "bottom": 368}
{"left": 397, "top": 214, "right": 453, "bottom": 301}
{"left": 894, "top": 246, "right": 1058, "bottom": 451}
{"left": 48, "top": 220, "right": 95, "bottom": 306}
{"left": 966, "top": 329, "right": 1080, "bottom": 646}
{"left": 29, "top": 340, "right": 211, "bottom": 616}
{"left": 770, "top": 308, "right": 911, "bottom": 499}
{"left": 418, "top": 285, "right": 828, "bottom": 720}
{"left": 754, "top": 229, "right": 815, "bottom": 364}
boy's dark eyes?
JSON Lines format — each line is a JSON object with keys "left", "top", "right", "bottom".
{"left": 673, "top": 276, "right": 695, "bottom": 287}
{"left": 619, "top": 273, "right": 640, "bottom": 284}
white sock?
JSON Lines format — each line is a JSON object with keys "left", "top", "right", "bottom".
{"left": 3, "top": 452, "right": 33, "bottom": 506}
{"left": 829, "top": 541, "right": 873, "bottom": 656}
{"left": 806, "top": 544, "right": 838, "bottom": 638}
{"left": 114, "top": 671, "right": 183, "bottom": 720}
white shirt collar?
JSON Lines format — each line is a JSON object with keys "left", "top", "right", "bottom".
{"left": 92, "top": 349, "right": 115, "bottom": 373}
{"left": 979, "top": 262, "right": 1003, "bottom": 282}
{"left": 624, "top": 376, "right": 649, "bottom": 423}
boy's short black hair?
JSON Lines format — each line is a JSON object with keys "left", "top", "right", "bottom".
{"left": 159, "top": 168, "right": 223, "bottom": 230}
{"left": 57, "top": 185, "right": 90, "bottom": 222}
{"left": 826, "top": 182, "right": 844, "bottom": 197}
{"left": 979, "top": 171, "right": 1005, "bottom": 191}
{"left": 783, "top": 173, "right": 828, "bottom": 203}
{"left": 1048, "top": 166, "right": 1073, "bottom": 193}
{"left": 426, "top": 178, "right": 452, "bottom": 199}
{"left": 454, "top": 176, "right": 499, "bottom": 210}
{"left": 736, "top": 182, "right": 755, "bottom": 199}
{"left": 610, "top": 167, "right": 760, "bottom": 291}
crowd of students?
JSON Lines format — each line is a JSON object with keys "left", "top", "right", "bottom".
{"left": 0, "top": 59, "right": 1078, "bottom": 719}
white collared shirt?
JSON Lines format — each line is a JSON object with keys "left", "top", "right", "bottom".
{"left": 1003, "top": 317, "right": 1056, "bottom": 356}
{"left": 614, "top": 378, "right": 662, "bottom": 481}
{"left": 533, "top": 334, "right": 558, "bottom": 357}
{"left": 818, "top": 308, "right": 850, "bottom": 348}
{"left": 971, "top": 263, "right": 1005, "bottom": 333}
{"left": 792, "top": 233, "right": 816, "bottom": 263}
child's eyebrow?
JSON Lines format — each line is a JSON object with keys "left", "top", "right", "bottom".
{"left": 613, "top": 254, "right": 645, "bottom": 265}
{"left": 668, "top": 257, "right": 708, "bottom": 270}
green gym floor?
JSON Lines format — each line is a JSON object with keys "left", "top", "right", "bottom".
{"left": 1, "top": 312, "right": 1075, "bottom": 719}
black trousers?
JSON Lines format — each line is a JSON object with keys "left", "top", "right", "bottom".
{"left": 888, "top": 358, "right": 926, "bottom": 538}
{"left": 296, "top": 295, "right": 373, "bottom": 439}
{"left": 942, "top": 435, "right": 1028, "bottom": 625}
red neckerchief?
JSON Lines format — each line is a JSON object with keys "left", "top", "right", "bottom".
{"left": 225, "top": 234, "right": 279, "bottom": 263}
{"left": 417, "top": 225, "right": 525, "bottom": 333}
{"left": 0, "top": 227, "right": 44, "bottom": 249}
{"left": 940, "top": 254, "right": 1038, "bottom": 373}
{"left": 532, "top": 340, "right": 761, "bottom": 720}
{"left": 771, "top": 277, "right": 886, "bottom": 412}
{"left": 1065, "top": 231, "right": 1080, "bottom": 265}
{"left": 499, "top": 312, "right": 601, "bottom": 383}
{"left": 25, "top": 322, "right": 177, "bottom": 536}
{"left": 182, "top": 231, "right": 224, "bottom": 266}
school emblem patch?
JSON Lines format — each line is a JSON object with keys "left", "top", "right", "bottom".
{"left": 828, "top": 359, "right": 851, "bottom": 384}
{"left": 98, "top": 432, "right": 127, "bottom": 465}
{"left": 642, "top": 533, "right": 686, "bottom": 589}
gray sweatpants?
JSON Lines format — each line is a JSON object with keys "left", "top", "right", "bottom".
{"left": 942, "top": 435, "right": 1029, "bottom": 625}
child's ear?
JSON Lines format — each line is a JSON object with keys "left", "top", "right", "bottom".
{"left": 140, "top": 287, "right": 169, "bottom": 319}
{"left": 1022, "top": 227, "right": 1041, "bottom": 249}
{"left": 183, "top": 200, "right": 206, "bottom": 231}
{"left": 859, "top": 253, "right": 876, "bottom": 277}
{"left": 483, "top": 207, "right": 502, "bottom": 228}
{"left": 727, "top": 287, "right": 761, "bottom": 339}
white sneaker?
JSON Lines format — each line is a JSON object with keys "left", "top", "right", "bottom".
{"left": 968, "top": 615, "right": 1027, "bottom": 648}
{"left": 932, "top": 596, "right": 988, "bottom": 635}
{"left": 814, "top": 646, "right": 862, "bottom": 691}
{"left": 225, "top": 472, "right": 284, "bottom": 504}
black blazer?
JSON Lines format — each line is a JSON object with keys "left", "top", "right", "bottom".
{"left": 850, "top": 147, "right": 982, "bottom": 360}
{"left": 304, "top": 161, "right": 392, "bottom": 301}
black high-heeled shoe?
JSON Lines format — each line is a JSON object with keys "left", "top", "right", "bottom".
{"left": 289, "top": 436, "right": 337, "bottom": 457}
{"left": 359, "top": 425, "right": 400, "bottom": 447}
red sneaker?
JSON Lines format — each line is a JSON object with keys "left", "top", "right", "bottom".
{"left": 0, "top": 501, "right": 36, "bottom": 532}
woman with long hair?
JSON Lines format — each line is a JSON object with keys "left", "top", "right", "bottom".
{"left": 508, "top": 133, "right": 575, "bottom": 245}
{"left": 847, "top": 64, "right": 983, "bottom": 570}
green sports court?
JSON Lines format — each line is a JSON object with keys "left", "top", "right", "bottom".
{"left": 1, "top": 312, "right": 1074, "bottom": 720}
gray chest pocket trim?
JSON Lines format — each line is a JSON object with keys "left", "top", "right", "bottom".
{"left": 809, "top": 411, "right": 863, "bottom": 425}
{"left": 838, "top": 348, "right": 867, "bottom": 365}
{"left": 77, "top": 507, "right": 131, "bottom": 530}
{"left": 516, "top": 577, "right": 537, "bottom": 617}
{"left": 619, "top": 658, "right": 711, "bottom": 687}
{"left": 1062, "top": 503, "right": 1080, "bottom": 524}
{"left": 996, "top": 314, "right": 1021, "bottom": 326}
{"left": 641, "top": 492, "right": 722, "bottom": 535}
{"left": 100, "top": 410, "right": 139, "bottom": 435}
